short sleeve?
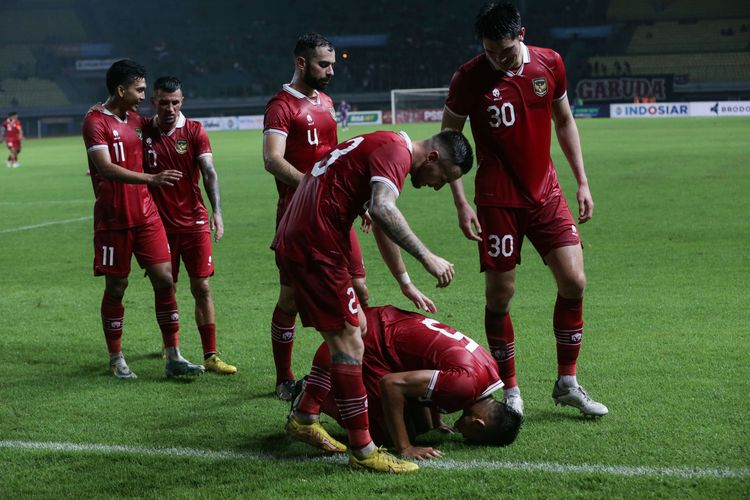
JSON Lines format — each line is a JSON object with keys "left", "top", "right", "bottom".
{"left": 369, "top": 142, "right": 412, "bottom": 197}
{"left": 552, "top": 50, "right": 568, "bottom": 101}
{"left": 82, "top": 113, "right": 108, "bottom": 151}
{"left": 445, "top": 68, "right": 473, "bottom": 118}
{"left": 264, "top": 98, "right": 292, "bottom": 135}
{"left": 429, "top": 367, "right": 478, "bottom": 413}
{"left": 191, "top": 122, "right": 212, "bottom": 156}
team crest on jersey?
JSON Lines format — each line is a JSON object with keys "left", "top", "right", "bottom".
{"left": 134, "top": 128, "right": 143, "bottom": 140}
{"left": 532, "top": 78, "right": 548, "bottom": 96}
{"left": 175, "top": 139, "right": 188, "bottom": 154}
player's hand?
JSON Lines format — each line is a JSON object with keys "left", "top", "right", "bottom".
{"left": 577, "top": 183, "right": 594, "bottom": 224}
{"left": 147, "top": 169, "right": 183, "bottom": 187}
{"left": 360, "top": 211, "right": 372, "bottom": 233}
{"left": 457, "top": 202, "right": 482, "bottom": 241}
{"left": 400, "top": 282, "right": 437, "bottom": 313}
{"left": 400, "top": 445, "right": 443, "bottom": 461}
{"left": 211, "top": 212, "right": 224, "bottom": 242}
{"left": 421, "top": 253, "right": 455, "bottom": 288}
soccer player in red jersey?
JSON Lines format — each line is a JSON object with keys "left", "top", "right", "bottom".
{"left": 289, "top": 305, "right": 522, "bottom": 460}
{"left": 272, "top": 128, "right": 474, "bottom": 472}
{"left": 82, "top": 59, "right": 203, "bottom": 379}
{"left": 143, "top": 76, "right": 236, "bottom": 375}
{"left": 263, "top": 33, "right": 369, "bottom": 400}
{"left": 2, "top": 111, "right": 24, "bottom": 168}
{"left": 442, "top": 1, "right": 607, "bottom": 417}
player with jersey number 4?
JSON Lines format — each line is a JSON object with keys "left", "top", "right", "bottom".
{"left": 442, "top": 1, "right": 607, "bottom": 418}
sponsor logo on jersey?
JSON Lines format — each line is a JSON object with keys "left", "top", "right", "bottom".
{"left": 306, "top": 114, "right": 314, "bottom": 125}
{"left": 113, "top": 130, "right": 120, "bottom": 138}
{"left": 492, "top": 88, "right": 501, "bottom": 100}
{"left": 533, "top": 77, "right": 548, "bottom": 96}
{"left": 175, "top": 139, "right": 188, "bottom": 154}
{"left": 135, "top": 128, "right": 143, "bottom": 140}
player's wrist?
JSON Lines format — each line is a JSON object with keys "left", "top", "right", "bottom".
{"left": 397, "top": 272, "right": 411, "bottom": 286}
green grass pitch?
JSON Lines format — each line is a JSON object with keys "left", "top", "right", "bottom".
{"left": 0, "top": 117, "right": 748, "bottom": 498}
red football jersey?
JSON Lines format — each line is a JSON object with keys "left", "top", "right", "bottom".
{"left": 364, "top": 306, "right": 503, "bottom": 413}
{"left": 143, "top": 113, "right": 212, "bottom": 233}
{"left": 82, "top": 109, "right": 160, "bottom": 230}
{"left": 2, "top": 119, "right": 22, "bottom": 141}
{"left": 445, "top": 43, "right": 566, "bottom": 207}
{"left": 272, "top": 131, "right": 412, "bottom": 266}
{"left": 263, "top": 84, "right": 338, "bottom": 222}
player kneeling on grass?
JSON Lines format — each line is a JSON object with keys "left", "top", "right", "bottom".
{"left": 286, "top": 305, "right": 522, "bottom": 461}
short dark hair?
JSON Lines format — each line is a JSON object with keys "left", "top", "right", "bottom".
{"left": 106, "top": 59, "right": 146, "bottom": 95}
{"left": 153, "top": 76, "right": 182, "bottom": 93}
{"left": 433, "top": 129, "right": 474, "bottom": 175}
{"left": 294, "top": 32, "right": 334, "bottom": 59}
{"left": 8, "top": 111, "right": 18, "bottom": 117}
{"left": 475, "top": 1, "right": 522, "bottom": 41}
{"left": 468, "top": 399, "right": 523, "bottom": 447}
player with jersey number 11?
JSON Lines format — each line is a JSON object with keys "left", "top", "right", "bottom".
{"left": 272, "top": 128, "right": 474, "bottom": 473}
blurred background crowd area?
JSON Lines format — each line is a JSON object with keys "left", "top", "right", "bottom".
{"left": 1, "top": 0, "right": 748, "bottom": 117}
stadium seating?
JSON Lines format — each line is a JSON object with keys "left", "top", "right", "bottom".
{"left": 0, "top": 78, "right": 71, "bottom": 107}
{"left": 589, "top": 52, "right": 750, "bottom": 82}
{"left": 628, "top": 19, "right": 750, "bottom": 54}
{"left": 608, "top": 0, "right": 750, "bottom": 22}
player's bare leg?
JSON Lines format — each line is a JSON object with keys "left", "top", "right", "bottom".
{"left": 190, "top": 276, "right": 236, "bottom": 374}
{"left": 485, "top": 269, "right": 523, "bottom": 414}
{"left": 146, "top": 262, "right": 203, "bottom": 377}
{"left": 272, "top": 284, "right": 297, "bottom": 399}
{"left": 103, "top": 276, "right": 135, "bottom": 378}
{"left": 545, "top": 244, "right": 607, "bottom": 416}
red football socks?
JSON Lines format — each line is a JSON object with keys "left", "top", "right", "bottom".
{"left": 271, "top": 306, "right": 295, "bottom": 383}
{"left": 485, "top": 307, "right": 517, "bottom": 388}
{"left": 154, "top": 286, "right": 179, "bottom": 348}
{"left": 101, "top": 292, "right": 124, "bottom": 354}
{"left": 331, "top": 362, "right": 370, "bottom": 450}
{"left": 198, "top": 323, "right": 217, "bottom": 357}
{"left": 554, "top": 294, "right": 583, "bottom": 376}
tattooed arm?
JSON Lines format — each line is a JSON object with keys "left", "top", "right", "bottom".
{"left": 198, "top": 154, "right": 224, "bottom": 242}
{"left": 369, "top": 181, "right": 455, "bottom": 288}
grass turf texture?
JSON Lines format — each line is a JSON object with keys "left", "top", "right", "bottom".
{"left": 0, "top": 118, "right": 748, "bottom": 498}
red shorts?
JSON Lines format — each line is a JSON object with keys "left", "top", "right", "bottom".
{"left": 276, "top": 226, "right": 365, "bottom": 285}
{"left": 93, "top": 218, "right": 171, "bottom": 277}
{"left": 167, "top": 231, "right": 214, "bottom": 283}
{"left": 276, "top": 254, "right": 360, "bottom": 332}
{"left": 6, "top": 141, "right": 21, "bottom": 152}
{"left": 477, "top": 194, "right": 580, "bottom": 272}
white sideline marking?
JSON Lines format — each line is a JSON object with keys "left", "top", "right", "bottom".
{"left": 0, "top": 216, "right": 92, "bottom": 234}
{"left": 0, "top": 440, "right": 747, "bottom": 479}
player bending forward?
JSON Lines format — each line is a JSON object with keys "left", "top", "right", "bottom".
{"left": 287, "top": 305, "right": 522, "bottom": 460}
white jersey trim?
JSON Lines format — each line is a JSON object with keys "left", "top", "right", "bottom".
{"left": 422, "top": 370, "right": 440, "bottom": 400}
{"left": 397, "top": 131, "right": 413, "bottom": 154}
{"left": 264, "top": 128, "right": 288, "bottom": 137}
{"left": 554, "top": 90, "right": 568, "bottom": 102}
{"left": 371, "top": 176, "right": 400, "bottom": 197}
{"left": 443, "top": 105, "right": 467, "bottom": 120}
{"left": 99, "top": 107, "right": 128, "bottom": 124}
{"left": 154, "top": 112, "right": 187, "bottom": 137}
{"left": 282, "top": 83, "right": 321, "bottom": 105}
{"left": 87, "top": 144, "right": 108, "bottom": 153}
{"left": 196, "top": 152, "right": 213, "bottom": 159}
{"left": 479, "top": 379, "right": 504, "bottom": 399}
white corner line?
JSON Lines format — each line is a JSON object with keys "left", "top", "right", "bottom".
{"left": 0, "top": 440, "right": 747, "bottom": 479}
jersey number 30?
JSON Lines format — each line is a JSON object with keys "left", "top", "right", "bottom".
{"left": 487, "top": 103, "right": 516, "bottom": 128}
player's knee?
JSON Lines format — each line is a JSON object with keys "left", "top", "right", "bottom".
{"left": 190, "top": 278, "right": 211, "bottom": 300}
{"left": 559, "top": 271, "right": 586, "bottom": 299}
{"left": 486, "top": 280, "right": 515, "bottom": 310}
{"left": 105, "top": 277, "right": 128, "bottom": 298}
{"left": 277, "top": 290, "right": 297, "bottom": 315}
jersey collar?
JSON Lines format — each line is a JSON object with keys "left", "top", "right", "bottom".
{"left": 100, "top": 106, "right": 129, "bottom": 124}
{"left": 487, "top": 42, "right": 531, "bottom": 77}
{"left": 153, "top": 112, "right": 186, "bottom": 136}
{"left": 398, "top": 131, "right": 413, "bottom": 154}
{"left": 283, "top": 83, "right": 321, "bottom": 105}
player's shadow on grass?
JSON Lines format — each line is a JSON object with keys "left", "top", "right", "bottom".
{"left": 239, "top": 432, "right": 348, "bottom": 461}
{"left": 531, "top": 408, "right": 606, "bottom": 422}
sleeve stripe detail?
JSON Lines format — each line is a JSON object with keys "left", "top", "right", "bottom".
{"left": 554, "top": 90, "right": 568, "bottom": 102}
{"left": 264, "top": 129, "right": 288, "bottom": 137}
{"left": 370, "top": 176, "right": 400, "bottom": 197}
{"left": 197, "top": 152, "right": 213, "bottom": 159}
{"left": 444, "top": 105, "right": 467, "bottom": 119}
{"left": 423, "top": 370, "right": 439, "bottom": 400}
{"left": 479, "top": 379, "right": 505, "bottom": 399}
{"left": 87, "top": 144, "right": 108, "bottom": 153}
